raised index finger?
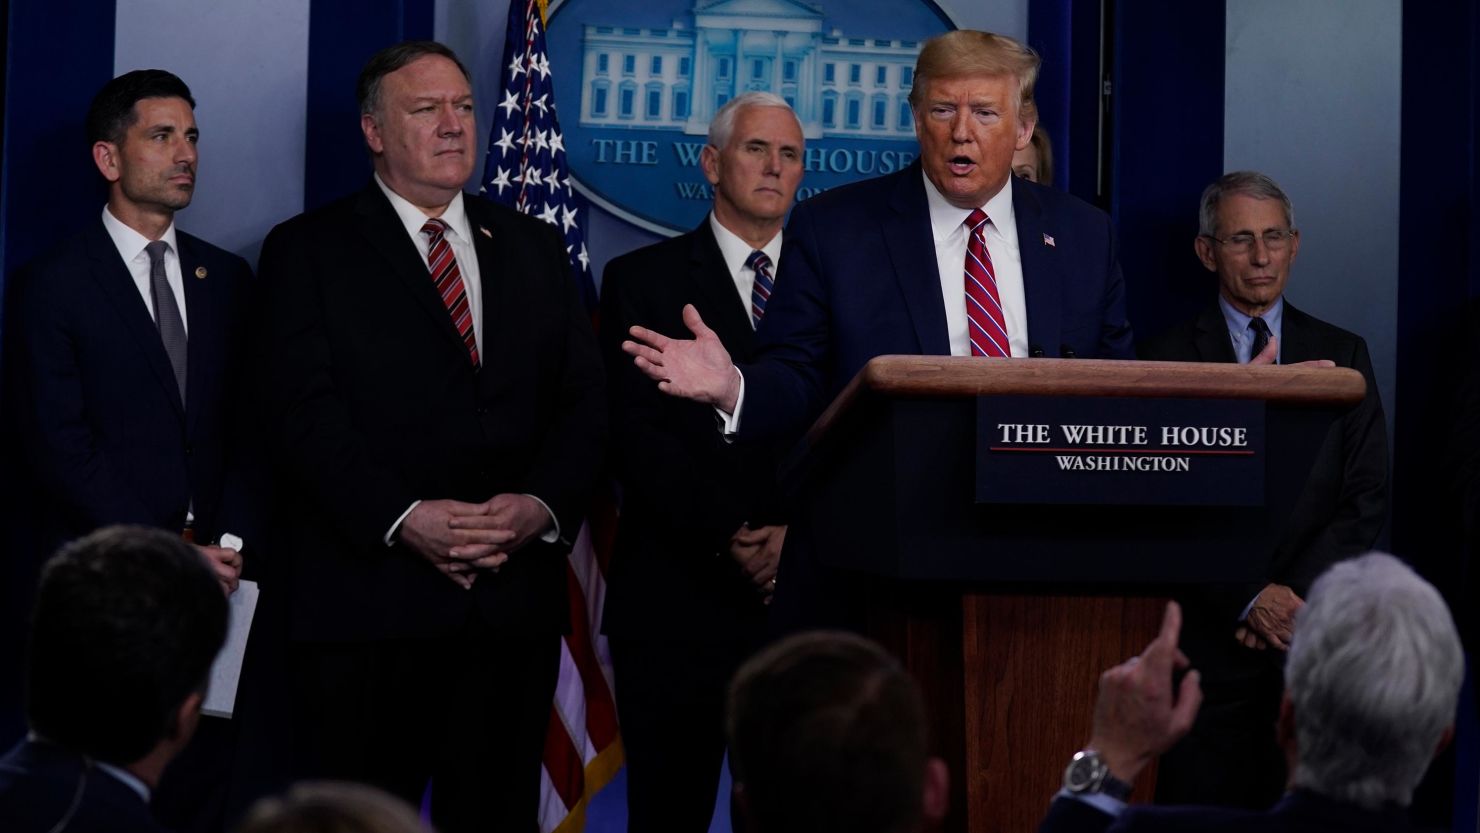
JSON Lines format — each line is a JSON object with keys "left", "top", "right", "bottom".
{"left": 1143, "top": 600, "right": 1184, "bottom": 669}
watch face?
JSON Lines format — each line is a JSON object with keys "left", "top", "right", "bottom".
{"left": 1064, "top": 752, "right": 1106, "bottom": 793}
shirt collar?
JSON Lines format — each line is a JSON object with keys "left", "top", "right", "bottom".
{"left": 708, "top": 212, "right": 782, "bottom": 276}
{"left": 1218, "top": 293, "right": 1284, "bottom": 339}
{"left": 374, "top": 173, "right": 473, "bottom": 246}
{"left": 101, "top": 205, "right": 179, "bottom": 263}
{"left": 95, "top": 760, "right": 152, "bottom": 802}
{"left": 923, "top": 170, "right": 1018, "bottom": 246}
{"left": 26, "top": 731, "right": 151, "bottom": 803}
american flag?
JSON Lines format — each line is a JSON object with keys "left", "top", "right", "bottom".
{"left": 481, "top": 2, "right": 623, "bottom": 831}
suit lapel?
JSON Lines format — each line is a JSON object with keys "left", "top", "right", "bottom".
{"left": 178, "top": 233, "right": 223, "bottom": 435}
{"left": 83, "top": 220, "right": 186, "bottom": 419}
{"left": 881, "top": 163, "right": 950, "bottom": 355}
{"left": 353, "top": 183, "right": 471, "bottom": 359}
{"left": 690, "top": 220, "right": 755, "bottom": 352}
{"left": 1192, "top": 303, "right": 1238, "bottom": 362}
{"left": 1276, "top": 301, "right": 1316, "bottom": 364}
{"left": 467, "top": 199, "right": 512, "bottom": 389}
{"left": 1014, "top": 182, "right": 1061, "bottom": 356}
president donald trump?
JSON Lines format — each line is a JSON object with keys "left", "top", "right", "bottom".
{"left": 623, "top": 29, "right": 1133, "bottom": 627}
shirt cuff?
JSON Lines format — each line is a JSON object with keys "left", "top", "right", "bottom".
{"left": 716, "top": 366, "right": 745, "bottom": 438}
{"left": 385, "top": 500, "right": 422, "bottom": 546}
{"left": 522, "top": 493, "right": 562, "bottom": 544}
{"left": 1055, "top": 788, "right": 1126, "bottom": 818}
{"left": 1239, "top": 593, "right": 1259, "bottom": 622}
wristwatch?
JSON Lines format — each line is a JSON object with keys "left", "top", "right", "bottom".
{"left": 1062, "top": 749, "right": 1133, "bottom": 800}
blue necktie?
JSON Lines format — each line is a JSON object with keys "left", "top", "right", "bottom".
{"left": 747, "top": 250, "right": 773, "bottom": 328}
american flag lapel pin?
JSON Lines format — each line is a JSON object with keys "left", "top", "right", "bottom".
{"left": 1043, "top": 233, "right": 1056, "bottom": 248}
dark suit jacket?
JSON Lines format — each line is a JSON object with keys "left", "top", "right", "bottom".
{"left": 2, "top": 217, "right": 255, "bottom": 553}
{"left": 739, "top": 161, "right": 1135, "bottom": 441}
{"left": 1039, "top": 790, "right": 1419, "bottom": 833}
{"left": 598, "top": 219, "right": 783, "bottom": 642}
{"left": 254, "top": 183, "right": 605, "bottom": 642}
{"left": 0, "top": 739, "right": 168, "bottom": 833}
{"left": 1136, "top": 301, "right": 1379, "bottom": 683}
{"left": 1138, "top": 300, "right": 1388, "bottom": 671}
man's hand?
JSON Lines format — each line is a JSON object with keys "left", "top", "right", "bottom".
{"left": 1249, "top": 335, "right": 1335, "bottom": 368}
{"left": 728, "top": 524, "right": 786, "bottom": 600}
{"left": 1087, "top": 601, "right": 1203, "bottom": 785}
{"left": 399, "top": 498, "right": 517, "bottom": 589}
{"left": 1243, "top": 583, "right": 1303, "bottom": 651}
{"left": 196, "top": 545, "right": 242, "bottom": 595}
{"left": 1232, "top": 625, "right": 1271, "bottom": 651}
{"left": 448, "top": 493, "right": 553, "bottom": 560}
{"left": 622, "top": 304, "right": 741, "bottom": 412}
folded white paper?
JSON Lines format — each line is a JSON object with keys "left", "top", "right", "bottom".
{"left": 202, "top": 579, "right": 259, "bottom": 719}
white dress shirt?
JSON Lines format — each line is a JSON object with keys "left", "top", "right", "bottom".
{"left": 100, "top": 206, "right": 188, "bottom": 333}
{"left": 708, "top": 212, "right": 783, "bottom": 330}
{"left": 923, "top": 170, "right": 1030, "bottom": 358}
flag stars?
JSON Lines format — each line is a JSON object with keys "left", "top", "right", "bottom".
{"left": 493, "top": 128, "right": 517, "bottom": 157}
{"left": 531, "top": 93, "right": 549, "bottom": 117}
{"left": 532, "top": 128, "right": 550, "bottom": 153}
{"left": 549, "top": 130, "right": 565, "bottom": 155}
{"left": 538, "top": 202, "right": 560, "bottom": 225}
{"left": 561, "top": 205, "right": 578, "bottom": 233}
{"left": 488, "top": 166, "right": 512, "bottom": 195}
{"left": 507, "top": 54, "right": 525, "bottom": 80}
{"left": 577, "top": 243, "right": 590, "bottom": 272}
{"left": 498, "top": 89, "right": 522, "bottom": 119}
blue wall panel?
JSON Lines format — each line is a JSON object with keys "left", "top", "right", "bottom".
{"left": 1110, "top": 0, "right": 1225, "bottom": 343}
{"left": 304, "top": 0, "right": 435, "bottom": 212}
{"left": 1, "top": 2, "right": 115, "bottom": 282}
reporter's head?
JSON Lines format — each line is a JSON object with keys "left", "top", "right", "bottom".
{"left": 1285, "top": 553, "right": 1462, "bottom": 809}
{"left": 26, "top": 525, "right": 228, "bottom": 767}
{"left": 728, "top": 630, "right": 947, "bottom": 833}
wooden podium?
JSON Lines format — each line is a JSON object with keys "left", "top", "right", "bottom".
{"left": 786, "top": 356, "right": 1366, "bottom": 833}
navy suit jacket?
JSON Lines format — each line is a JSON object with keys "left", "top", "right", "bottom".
{"left": 1038, "top": 790, "right": 1419, "bottom": 833}
{"left": 0, "top": 739, "right": 167, "bottom": 833}
{"left": 739, "top": 162, "right": 1134, "bottom": 441}
{"left": 3, "top": 217, "right": 255, "bottom": 553}
{"left": 599, "top": 219, "right": 783, "bottom": 642}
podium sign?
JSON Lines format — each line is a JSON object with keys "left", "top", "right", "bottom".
{"left": 977, "top": 396, "right": 1265, "bottom": 506}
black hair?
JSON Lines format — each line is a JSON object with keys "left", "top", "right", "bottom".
{"left": 356, "top": 40, "right": 471, "bottom": 116}
{"left": 85, "top": 69, "right": 195, "bottom": 146}
{"left": 26, "top": 525, "right": 227, "bottom": 764}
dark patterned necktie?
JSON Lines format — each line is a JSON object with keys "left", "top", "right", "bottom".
{"left": 1249, "top": 317, "right": 1272, "bottom": 364}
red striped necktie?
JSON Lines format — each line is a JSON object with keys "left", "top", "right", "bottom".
{"left": 422, "top": 218, "right": 480, "bottom": 368}
{"left": 964, "top": 208, "right": 1009, "bottom": 358}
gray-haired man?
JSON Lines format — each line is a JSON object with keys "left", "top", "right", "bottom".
{"left": 598, "top": 91, "right": 803, "bottom": 831}
{"left": 1040, "top": 552, "right": 1462, "bottom": 832}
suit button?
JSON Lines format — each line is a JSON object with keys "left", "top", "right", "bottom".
{"left": 475, "top": 406, "right": 488, "bottom": 416}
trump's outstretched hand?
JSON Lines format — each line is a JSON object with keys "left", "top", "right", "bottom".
{"left": 623, "top": 304, "right": 742, "bottom": 413}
